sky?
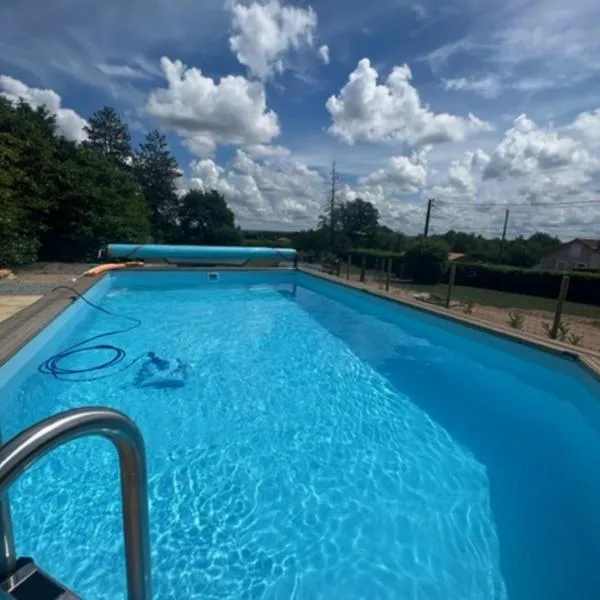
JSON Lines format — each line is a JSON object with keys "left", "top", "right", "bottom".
{"left": 1, "top": 0, "right": 600, "bottom": 238}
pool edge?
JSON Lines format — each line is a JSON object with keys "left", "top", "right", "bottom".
{"left": 299, "top": 267, "right": 600, "bottom": 381}
{"left": 0, "top": 276, "right": 104, "bottom": 368}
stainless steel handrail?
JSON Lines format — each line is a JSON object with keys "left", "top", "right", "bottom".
{"left": 0, "top": 408, "right": 152, "bottom": 600}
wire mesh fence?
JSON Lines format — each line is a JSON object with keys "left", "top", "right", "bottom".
{"left": 300, "top": 256, "right": 600, "bottom": 355}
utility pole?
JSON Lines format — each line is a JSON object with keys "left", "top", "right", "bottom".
{"left": 329, "top": 161, "right": 337, "bottom": 251}
{"left": 423, "top": 198, "right": 433, "bottom": 237}
{"left": 499, "top": 209, "right": 510, "bottom": 263}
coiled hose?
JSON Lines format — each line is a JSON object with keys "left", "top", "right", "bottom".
{"left": 39, "top": 286, "right": 147, "bottom": 382}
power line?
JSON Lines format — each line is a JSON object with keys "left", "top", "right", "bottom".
{"left": 434, "top": 199, "right": 600, "bottom": 208}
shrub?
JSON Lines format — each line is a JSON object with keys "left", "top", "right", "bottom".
{"left": 568, "top": 332, "right": 583, "bottom": 347}
{"left": 543, "top": 320, "right": 570, "bottom": 342}
{"left": 449, "top": 263, "right": 600, "bottom": 306}
{"left": 404, "top": 239, "right": 449, "bottom": 284}
{"left": 463, "top": 298, "right": 475, "bottom": 314}
{"left": 507, "top": 312, "right": 524, "bottom": 329}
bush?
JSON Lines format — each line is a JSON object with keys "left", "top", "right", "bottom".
{"left": 507, "top": 312, "right": 524, "bottom": 329}
{"left": 404, "top": 239, "right": 449, "bottom": 284}
{"left": 450, "top": 263, "right": 600, "bottom": 306}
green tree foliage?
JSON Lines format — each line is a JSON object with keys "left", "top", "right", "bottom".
{"left": 339, "top": 198, "right": 379, "bottom": 248}
{"left": 404, "top": 239, "right": 450, "bottom": 284}
{"left": 0, "top": 98, "right": 151, "bottom": 265}
{"left": 177, "top": 189, "right": 240, "bottom": 245}
{"left": 0, "top": 98, "right": 60, "bottom": 264}
{"left": 318, "top": 197, "right": 380, "bottom": 251}
{"left": 40, "top": 145, "right": 151, "bottom": 260}
{"left": 84, "top": 106, "right": 132, "bottom": 165}
{"left": 435, "top": 230, "right": 561, "bottom": 267}
{"left": 133, "top": 129, "right": 181, "bottom": 242}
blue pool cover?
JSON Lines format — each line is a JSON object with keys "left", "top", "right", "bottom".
{"left": 107, "top": 244, "right": 296, "bottom": 261}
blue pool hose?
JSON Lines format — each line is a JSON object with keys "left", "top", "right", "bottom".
{"left": 39, "top": 286, "right": 147, "bottom": 382}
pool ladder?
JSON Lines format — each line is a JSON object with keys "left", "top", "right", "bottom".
{"left": 0, "top": 408, "right": 152, "bottom": 600}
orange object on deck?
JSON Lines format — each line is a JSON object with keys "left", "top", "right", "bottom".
{"left": 84, "top": 262, "right": 144, "bottom": 277}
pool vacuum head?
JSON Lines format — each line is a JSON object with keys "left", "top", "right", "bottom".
{"left": 136, "top": 353, "right": 188, "bottom": 389}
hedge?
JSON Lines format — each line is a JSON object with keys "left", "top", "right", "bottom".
{"left": 448, "top": 263, "right": 600, "bottom": 305}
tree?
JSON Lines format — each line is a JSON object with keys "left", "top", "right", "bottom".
{"left": 505, "top": 241, "right": 538, "bottom": 267}
{"left": 133, "top": 130, "right": 181, "bottom": 242}
{"left": 84, "top": 106, "right": 132, "bottom": 165}
{"left": 177, "top": 189, "right": 237, "bottom": 245}
{"left": 339, "top": 198, "right": 379, "bottom": 248}
{"left": 39, "top": 146, "right": 151, "bottom": 261}
{"left": 0, "top": 98, "right": 60, "bottom": 265}
{"left": 404, "top": 239, "right": 449, "bottom": 284}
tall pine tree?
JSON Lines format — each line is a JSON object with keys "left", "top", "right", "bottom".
{"left": 133, "top": 129, "right": 181, "bottom": 242}
{"left": 84, "top": 106, "right": 132, "bottom": 165}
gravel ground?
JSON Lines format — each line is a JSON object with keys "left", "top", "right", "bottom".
{"left": 0, "top": 282, "right": 59, "bottom": 295}
{"left": 0, "top": 262, "right": 94, "bottom": 295}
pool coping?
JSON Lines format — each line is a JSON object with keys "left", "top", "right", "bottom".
{"left": 1, "top": 266, "right": 599, "bottom": 380}
{"left": 299, "top": 268, "right": 600, "bottom": 380}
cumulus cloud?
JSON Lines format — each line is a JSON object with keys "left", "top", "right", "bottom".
{"left": 186, "top": 151, "right": 325, "bottom": 229}
{"left": 326, "top": 59, "right": 492, "bottom": 146}
{"left": 318, "top": 44, "right": 330, "bottom": 65}
{"left": 359, "top": 150, "right": 428, "bottom": 191}
{"left": 144, "top": 57, "right": 280, "bottom": 156}
{"left": 421, "top": 113, "right": 600, "bottom": 237}
{"left": 483, "top": 115, "right": 595, "bottom": 180}
{"left": 244, "top": 144, "right": 291, "bottom": 159}
{"left": 229, "top": 0, "right": 317, "bottom": 79}
{"left": 0, "top": 75, "right": 88, "bottom": 142}
{"left": 568, "top": 109, "right": 600, "bottom": 146}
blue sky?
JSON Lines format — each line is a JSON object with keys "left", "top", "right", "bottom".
{"left": 1, "top": 0, "right": 600, "bottom": 236}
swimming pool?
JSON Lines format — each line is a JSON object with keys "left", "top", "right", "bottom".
{"left": 1, "top": 269, "right": 600, "bottom": 599}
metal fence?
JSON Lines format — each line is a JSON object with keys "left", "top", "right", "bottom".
{"left": 301, "top": 256, "right": 600, "bottom": 355}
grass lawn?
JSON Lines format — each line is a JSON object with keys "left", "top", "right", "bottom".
{"left": 395, "top": 282, "right": 600, "bottom": 320}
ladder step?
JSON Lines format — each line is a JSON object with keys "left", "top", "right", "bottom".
{"left": 1, "top": 558, "right": 81, "bottom": 600}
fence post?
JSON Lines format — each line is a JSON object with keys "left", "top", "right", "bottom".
{"left": 445, "top": 263, "right": 457, "bottom": 308}
{"left": 336, "top": 257, "right": 342, "bottom": 277}
{"left": 360, "top": 255, "right": 366, "bottom": 283}
{"left": 551, "top": 275, "right": 570, "bottom": 339}
{"left": 346, "top": 255, "right": 351, "bottom": 280}
{"left": 385, "top": 258, "right": 392, "bottom": 292}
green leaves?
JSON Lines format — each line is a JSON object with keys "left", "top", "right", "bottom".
{"left": 177, "top": 189, "right": 238, "bottom": 245}
{"left": 0, "top": 101, "right": 153, "bottom": 265}
{"left": 133, "top": 129, "right": 181, "bottom": 242}
{"left": 83, "top": 106, "right": 132, "bottom": 166}
{"left": 404, "top": 239, "right": 450, "bottom": 285}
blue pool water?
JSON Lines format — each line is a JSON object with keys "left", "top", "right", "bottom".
{"left": 1, "top": 270, "right": 600, "bottom": 599}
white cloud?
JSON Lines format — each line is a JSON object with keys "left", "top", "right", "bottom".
{"left": 229, "top": 0, "right": 317, "bottom": 79}
{"left": 186, "top": 151, "right": 325, "bottom": 229}
{"left": 144, "top": 57, "right": 280, "bottom": 156}
{"left": 443, "top": 75, "right": 502, "bottom": 99}
{"left": 0, "top": 75, "right": 88, "bottom": 142}
{"left": 359, "top": 150, "right": 428, "bottom": 191}
{"left": 483, "top": 115, "right": 595, "bottom": 180}
{"left": 96, "top": 63, "right": 151, "bottom": 79}
{"left": 423, "top": 0, "right": 600, "bottom": 105}
{"left": 568, "top": 109, "right": 600, "bottom": 146}
{"left": 318, "top": 44, "right": 330, "bottom": 65}
{"left": 326, "top": 59, "right": 492, "bottom": 147}
{"left": 244, "top": 144, "right": 291, "bottom": 159}
{"left": 421, "top": 114, "right": 600, "bottom": 238}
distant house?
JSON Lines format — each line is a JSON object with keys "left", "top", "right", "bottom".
{"left": 539, "top": 238, "right": 600, "bottom": 271}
